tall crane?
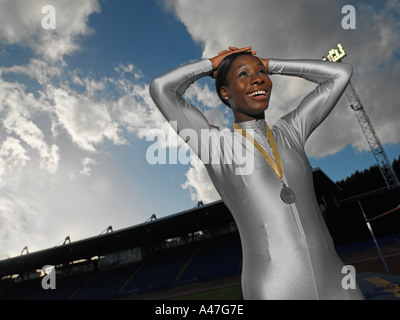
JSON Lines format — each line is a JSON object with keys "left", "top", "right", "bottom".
{"left": 323, "top": 44, "right": 399, "bottom": 189}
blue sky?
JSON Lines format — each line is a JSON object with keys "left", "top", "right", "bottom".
{"left": 64, "top": 0, "right": 202, "bottom": 79}
{"left": 0, "top": 0, "right": 399, "bottom": 258}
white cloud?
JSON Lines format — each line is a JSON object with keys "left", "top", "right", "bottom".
{"left": 0, "top": 191, "right": 39, "bottom": 259}
{"left": 80, "top": 157, "right": 96, "bottom": 176}
{"left": 0, "top": 69, "right": 60, "bottom": 173}
{"left": 0, "top": 48, "right": 167, "bottom": 260}
{"left": 52, "top": 85, "right": 127, "bottom": 152}
{"left": 181, "top": 157, "right": 221, "bottom": 203}
{"left": 184, "top": 81, "right": 232, "bottom": 129}
{"left": 0, "top": 157, "right": 151, "bottom": 259}
{"left": 0, "top": 0, "right": 100, "bottom": 62}
{"left": 0, "top": 57, "right": 168, "bottom": 257}
{"left": 185, "top": 82, "right": 221, "bottom": 109}
{"left": 0, "top": 137, "right": 30, "bottom": 182}
{"left": 3, "top": 110, "right": 60, "bottom": 173}
{"left": 0, "top": 1, "right": 175, "bottom": 259}
{"left": 1, "top": 59, "right": 62, "bottom": 86}
{"left": 1, "top": 58, "right": 167, "bottom": 154}
{"left": 114, "top": 63, "right": 144, "bottom": 80}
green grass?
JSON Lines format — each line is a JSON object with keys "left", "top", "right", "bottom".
{"left": 168, "top": 284, "right": 243, "bottom": 300}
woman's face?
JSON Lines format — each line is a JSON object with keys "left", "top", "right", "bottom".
{"left": 220, "top": 55, "right": 272, "bottom": 122}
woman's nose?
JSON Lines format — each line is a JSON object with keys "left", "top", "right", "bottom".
{"left": 250, "top": 73, "right": 264, "bottom": 84}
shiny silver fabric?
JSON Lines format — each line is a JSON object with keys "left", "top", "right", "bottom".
{"left": 150, "top": 58, "right": 364, "bottom": 300}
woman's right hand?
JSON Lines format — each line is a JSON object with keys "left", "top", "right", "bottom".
{"left": 257, "top": 57, "right": 270, "bottom": 73}
{"left": 209, "top": 46, "right": 256, "bottom": 78}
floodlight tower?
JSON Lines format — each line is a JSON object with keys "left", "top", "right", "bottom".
{"left": 323, "top": 44, "right": 400, "bottom": 189}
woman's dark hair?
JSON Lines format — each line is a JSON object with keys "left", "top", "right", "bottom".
{"left": 215, "top": 51, "right": 255, "bottom": 107}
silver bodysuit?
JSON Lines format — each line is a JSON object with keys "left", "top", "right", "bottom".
{"left": 149, "top": 58, "right": 364, "bottom": 300}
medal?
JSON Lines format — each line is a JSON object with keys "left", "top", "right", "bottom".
{"left": 280, "top": 184, "right": 296, "bottom": 204}
{"left": 233, "top": 122, "right": 296, "bottom": 205}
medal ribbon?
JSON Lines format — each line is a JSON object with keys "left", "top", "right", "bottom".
{"left": 233, "top": 122, "right": 283, "bottom": 182}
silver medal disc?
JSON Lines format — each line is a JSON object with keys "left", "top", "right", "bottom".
{"left": 280, "top": 185, "right": 296, "bottom": 204}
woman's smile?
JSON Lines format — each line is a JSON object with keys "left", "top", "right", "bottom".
{"left": 246, "top": 88, "right": 270, "bottom": 101}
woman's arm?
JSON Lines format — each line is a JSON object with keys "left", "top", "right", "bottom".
{"left": 149, "top": 47, "right": 255, "bottom": 157}
{"left": 149, "top": 59, "right": 214, "bottom": 158}
{"left": 267, "top": 58, "right": 352, "bottom": 145}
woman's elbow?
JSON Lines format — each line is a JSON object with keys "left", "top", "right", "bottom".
{"left": 149, "top": 77, "right": 163, "bottom": 102}
{"left": 340, "top": 63, "right": 353, "bottom": 81}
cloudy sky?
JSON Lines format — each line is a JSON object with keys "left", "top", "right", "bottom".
{"left": 0, "top": 0, "right": 399, "bottom": 259}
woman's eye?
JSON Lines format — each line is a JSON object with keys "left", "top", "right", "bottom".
{"left": 259, "top": 69, "right": 267, "bottom": 75}
{"left": 238, "top": 71, "right": 249, "bottom": 77}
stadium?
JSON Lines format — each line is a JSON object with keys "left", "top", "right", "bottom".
{"left": 0, "top": 168, "right": 399, "bottom": 301}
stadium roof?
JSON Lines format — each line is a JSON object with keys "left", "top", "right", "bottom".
{"left": 0, "top": 200, "right": 233, "bottom": 278}
{"left": 0, "top": 168, "right": 338, "bottom": 278}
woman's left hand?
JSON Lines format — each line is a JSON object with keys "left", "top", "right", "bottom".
{"left": 209, "top": 46, "right": 256, "bottom": 78}
{"left": 228, "top": 47, "right": 270, "bottom": 73}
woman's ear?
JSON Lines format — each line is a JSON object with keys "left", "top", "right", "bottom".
{"left": 220, "top": 86, "right": 229, "bottom": 100}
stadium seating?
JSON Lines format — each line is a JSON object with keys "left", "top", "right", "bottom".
{"left": 1, "top": 278, "right": 42, "bottom": 300}
{"left": 177, "top": 233, "right": 242, "bottom": 283}
{"left": 0, "top": 232, "right": 243, "bottom": 300}
{"left": 71, "top": 263, "right": 140, "bottom": 300}
{"left": 119, "top": 245, "right": 194, "bottom": 295}
{"left": 35, "top": 272, "right": 94, "bottom": 300}
{"left": 2, "top": 228, "right": 400, "bottom": 300}
{"left": 0, "top": 233, "right": 241, "bottom": 300}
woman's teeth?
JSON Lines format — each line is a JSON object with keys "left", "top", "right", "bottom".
{"left": 247, "top": 90, "right": 266, "bottom": 97}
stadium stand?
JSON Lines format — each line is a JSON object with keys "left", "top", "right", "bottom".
{"left": 119, "top": 245, "right": 194, "bottom": 295}
{"left": 0, "top": 168, "right": 399, "bottom": 300}
{"left": 177, "top": 233, "right": 242, "bottom": 283}
{"left": 71, "top": 263, "right": 141, "bottom": 300}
